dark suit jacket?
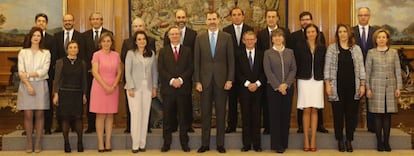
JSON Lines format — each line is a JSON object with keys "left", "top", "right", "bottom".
{"left": 353, "top": 25, "right": 376, "bottom": 59}
{"left": 235, "top": 49, "right": 266, "bottom": 92}
{"left": 257, "top": 26, "right": 291, "bottom": 52}
{"left": 158, "top": 45, "right": 193, "bottom": 95}
{"left": 294, "top": 41, "right": 326, "bottom": 80}
{"left": 121, "top": 36, "right": 156, "bottom": 64}
{"left": 163, "top": 27, "right": 197, "bottom": 53}
{"left": 222, "top": 24, "right": 253, "bottom": 53}
{"left": 289, "top": 29, "right": 326, "bottom": 49}
{"left": 54, "top": 30, "right": 85, "bottom": 60}
{"left": 83, "top": 28, "right": 113, "bottom": 70}
{"left": 194, "top": 31, "right": 234, "bottom": 88}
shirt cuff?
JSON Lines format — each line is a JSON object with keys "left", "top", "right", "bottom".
{"left": 178, "top": 77, "right": 183, "bottom": 84}
{"left": 244, "top": 80, "right": 251, "bottom": 87}
{"left": 169, "top": 78, "right": 175, "bottom": 86}
{"left": 255, "top": 80, "right": 261, "bottom": 87}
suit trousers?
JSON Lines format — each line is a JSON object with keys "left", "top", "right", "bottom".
{"left": 86, "top": 72, "right": 96, "bottom": 130}
{"left": 127, "top": 81, "right": 152, "bottom": 150}
{"left": 239, "top": 88, "right": 262, "bottom": 147}
{"left": 268, "top": 86, "right": 293, "bottom": 150}
{"left": 331, "top": 84, "right": 358, "bottom": 141}
{"left": 200, "top": 81, "right": 228, "bottom": 147}
{"left": 44, "top": 78, "right": 54, "bottom": 131}
{"left": 162, "top": 94, "right": 191, "bottom": 146}
{"left": 226, "top": 85, "right": 239, "bottom": 129}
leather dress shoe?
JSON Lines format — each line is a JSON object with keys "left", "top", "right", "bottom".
{"left": 217, "top": 146, "right": 226, "bottom": 153}
{"left": 377, "top": 142, "right": 385, "bottom": 152}
{"left": 262, "top": 128, "right": 270, "bottom": 135}
{"left": 197, "top": 146, "right": 210, "bottom": 153}
{"left": 384, "top": 143, "right": 392, "bottom": 152}
{"left": 317, "top": 127, "right": 329, "bottom": 133}
{"left": 276, "top": 148, "right": 285, "bottom": 153}
{"left": 161, "top": 145, "right": 170, "bottom": 152}
{"left": 77, "top": 142, "right": 84, "bottom": 152}
{"left": 253, "top": 147, "right": 263, "bottom": 152}
{"left": 181, "top": 145, "right": 190, "bottom": 152}
{"left": 241, "top": 146, "right": 250, "bottom": 152}
{"left": 64, "top": 143, "right": 71, "bottom": 153}
{"left": 139, "top": 148, "right": 146, "bottom": 152}
{"left": 345, "top": 141, "right": 353, "bottom": 152}
{"left": 225, "top": 127, "right": 236, "bottom": 133}
{"left": 338, "top": 141, "right": 345, "bottom": 152}
{"left": 297, "top": 127, "right": 303, "bottom": 133}
{"left": 131, "top": 149, "right": 139, "bottom": 153}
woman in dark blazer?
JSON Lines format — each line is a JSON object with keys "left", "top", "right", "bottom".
{"left": 263, "top": 29, "right": 297, "bottom": 153}
{"left": 324, "top": 24, "right": 366, "bottom": 152}
{"left": 366, "top": 29, "right": 402, "bottom": 152}
{"left": 294, "top": 24, "right": 326, "bottom": 152}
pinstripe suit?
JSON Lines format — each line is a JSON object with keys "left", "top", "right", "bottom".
{"left": 365, "top": 48, "right": 402, "bottom": 113}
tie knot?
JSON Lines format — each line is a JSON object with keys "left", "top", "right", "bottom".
{"left": 66, "top": 31, "right": 69, "bottom": 35}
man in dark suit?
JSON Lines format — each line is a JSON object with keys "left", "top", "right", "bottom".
{"left": 194, "top": 11, "right": 234, "bottom": 153}
{"left": 22, "top": 13, "right": 56, "bottom": 135}
{"left": 290, "top": 11, "right": 329, "bottom": 134}
{"left": 159, "top": 26, "right": 193, "bottom": 152}
{"left": 237, "top": 31, "right": 265, "bottom": 152}
{"left": 163, "top": 9, "right": 197, "bottom": 133}
{"left": 83, "top": 12, "right": 113, "bottom": 134}
{"left": 256, "top": 9, "right": 290, "bottom": 135}
{"left": 353, "top": 7, "right": 377, "bottom": 133}
{"left": 120, "top": 17, "right": 155, "bottom": 134}
{"left": 52, "top": 14, "right": 85, "bottom": 133}
{"left": 222, "top": 7, "right": 253, "bottom": 133}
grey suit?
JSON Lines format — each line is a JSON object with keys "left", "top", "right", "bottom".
{"left": 194, "top": 31, "right": 234, "bottom": 147}
{"left": 365, "top": 48, "right": 402, "bottom": 113}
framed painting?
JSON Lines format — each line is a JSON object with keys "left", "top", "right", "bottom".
{"left": 0, "top": 0, "right": 66, "bottom": 49}
{"left": 352, "top": 0, "right": 414, "bottom": 49}
{"left": 129, "top": 0, "right": 287, "bottom": 50}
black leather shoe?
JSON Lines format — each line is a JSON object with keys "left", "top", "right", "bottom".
{"left": 317, "top": 127, "right": 329, "bottom": 133}
{"left": 338, "top": 141, "right": 345, "bottom": 152}
{"left": 241, "top": 146, "right": 250, "bottom": 152}
{"left": 297, "top": 127, "right": 303, "bottom": 133}
{"left": 225, "top": 127, "right": 236, "bottom": 133}
{"left": 253, "top": 147, "right": 263, "bottom": 152}
{"left": 345, "top": 141, "right": 353, "bottom": 152}
{"left": 377, "top": 143, "right": 385, "bottom": 152}
{"left": 44, "top": 130, "right": 52, "bottom": 135}
{"left": 384, "top": 143, "right": 392, "bottom": 152}
{"left": 182, "top": 145, "right": 190, "bottom": 152}
{"left": 188, "top": 128, "right": 195, "bottom": 133}
{"left": 217, "top": 146, "right": 226, "bottom": 153}
{"left": 276, "top": 148, "right": 285, "bottom": 153}
{"left": 262, "top": 128, "right": 270, "bottom": 135}
{"left": 64, "top": 143, "right": 71, "bottom": 153}
{"left": 77, "top": 142, "right": 84, "bottom": 152}
{"left": 161, "top": 145, "right": 170, "bottom": 152}
{"left": 139, "top": 148, "right": 146, "bottom": 152}
{"left": 132, "top": 149, "right": 139, "bottom": 153}
{"left": 197, "top": 146, "right": 209, "bottom": 153}
{"left": 84, "top": 129, "right": 95, "bottom": 134}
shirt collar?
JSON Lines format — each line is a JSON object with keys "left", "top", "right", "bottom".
{"left": 93, "top": 26, "right": 103, "bottom": 32}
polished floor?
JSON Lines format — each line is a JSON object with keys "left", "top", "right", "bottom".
{"left": 0, "top": 149, "right": 413, "bottom": 156}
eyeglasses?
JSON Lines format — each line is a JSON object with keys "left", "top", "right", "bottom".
{"left": 358, "top": 14, "right": 370, "bottom": 17}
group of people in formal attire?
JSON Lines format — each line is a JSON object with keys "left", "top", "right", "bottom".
{"left": 16, "top": 6, "right": 402, "bottom": 154}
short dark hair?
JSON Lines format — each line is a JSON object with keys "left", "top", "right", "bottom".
{"left": 35, "top": 13, "right": 48, "bottom": 23}
{"left": 299, "top": 11, "right": 312, "bottom": 20}
{"left": 265, "top": 9, "right": 279, "bottom": 18}
{"left": 229, "top": 7, "right": 244, "bottom": 16}
{"left": 206, "top": 11, "right": 220, "bottom": 18}
{"left": 66, "top": 40, "right": 79, "bottom": 51}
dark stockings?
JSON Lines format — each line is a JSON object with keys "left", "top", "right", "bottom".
{"left": 62, "top": 116, "right": 83, "bottom": 152}
{"left": 375, "top": 113, "right": 391, "bottom": 151}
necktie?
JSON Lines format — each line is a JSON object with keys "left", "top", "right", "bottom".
{"left": 210, "top": 32, "right": 216, "bottom": 57}
{"left": 94, "top": 30, "right": 99, "bottom": 47}
{"left": 235, "top": 26, "right": 241, "bottom": 46}
{"left": 361, "top": 27, "right": 367, "bottom": 51}
{"left": 173, "top": 46, "right": 179, "bottom": 62}
{"left": 248, "top": 51, "right": 253, "bottom": 71}
{"left": 64, "top": 31, "right": 70, "bottom": 52}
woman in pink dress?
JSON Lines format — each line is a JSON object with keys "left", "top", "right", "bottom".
{"left": 89, "top": 32, "right": 122, "bottom": 152}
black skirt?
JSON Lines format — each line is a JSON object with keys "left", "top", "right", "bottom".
{"left": 57, "top": 90, "right": 83, "bottom": 118}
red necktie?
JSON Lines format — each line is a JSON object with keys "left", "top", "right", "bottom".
{"left": 174, "top": 46, "right": 178, "bottom": 62}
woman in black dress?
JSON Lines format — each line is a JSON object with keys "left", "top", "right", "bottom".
{"left": 53, "top": 41, "right": 87, "bottom": 153}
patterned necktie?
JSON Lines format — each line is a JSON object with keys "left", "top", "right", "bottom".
{"left": 64, "top": 31, "right": 70, "bottom": 52}
{"left": 173, "top": 46, "right": 179, "bottom": 62}
{"left": 361, "top": 27, "right": 367, "bottom": 51}
{"left": 236, "top": 26, "right": 241, "bottom": 46}
{"left": 248, "top": 51, "right": 253, "bottom": 71}
{"left": 94, "top": 30, "right": 99, "bottom": 47}
{"left": 210, "top": 32, "right": 216, "bottom": 57}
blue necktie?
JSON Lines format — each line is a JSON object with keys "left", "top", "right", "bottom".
{"left": 210, "top": 33, "right": 216, "bottom": 57}
{"left": 248, "top": 51, "right": 253, "bottom": 71}
{"left": 361, "top": 27, "right": 367, "bottom": 52}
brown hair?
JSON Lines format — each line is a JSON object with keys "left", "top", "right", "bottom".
{"left": 304, "top": 24, "right": 323, "bottom": 47}
{"left": 271, "top": 28, "right": 286, "bottom": 46}
{"left": 66, "top": 40, "right": 79, "bottom": 50}
{"left": 98, "top": 32, "right": 115, "bottom": 50}
{"left": 372, "top": 28, "right": 391, "bottom": 47}
{"left": 335, "top": 23, "right": 356, "bottom": 47}
{"left": 23, "top": 27, "right": 45, "bottom": 49}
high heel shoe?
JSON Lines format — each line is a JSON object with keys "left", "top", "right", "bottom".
{"left": 310, "top": 147, "right": 317, "bottom": 152}
{"left": 303, "top": 148, "right": 310, "bottom": 152}
{"left": 25, "top": 148, "right": 33, "bottom": 153}
{"left": 98, "top": 149, "right": 105, "bottom": 152}
{"left": 345, "top": 140, "right": 353, "bottom": 152}
{"left": 338, "top": 141, "right": 345, "bottom": 152}
{"left": 104, "top": 148, "right": 112, "bottom": 152}
{"left": 77, "top": 142, "right": 84, "bottom": 152}
{"left": 64, "top": 142, "right": 71, "bottom": 153}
